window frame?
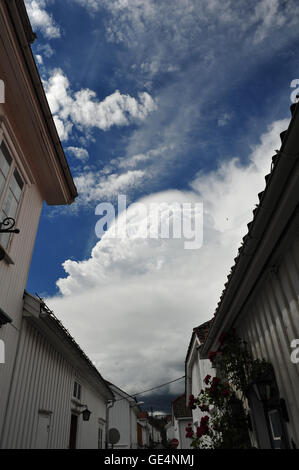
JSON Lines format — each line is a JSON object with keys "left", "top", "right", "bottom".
{"left": 73, "top": 380, "right": 82, "bottom": 401}
{"left": 0, "top": 123, "right": 28, "bottom": 256}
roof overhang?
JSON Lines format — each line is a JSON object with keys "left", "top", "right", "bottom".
{"left": 201, "top": 104, "right": 299, "bottom": 356}
{"left": 0, "top": 0, "right": 77, "bottom": 205}
{"left": 23, "top": 292, "right": 113, "bottom": 401}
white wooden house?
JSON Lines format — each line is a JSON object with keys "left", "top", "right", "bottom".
{"left": 0, "top": 0, "right": 77, "bottom": 446}
{"left": 1, "top": 293, "right": 113, "bottom": 449}
{"left": 107, "top": 383, "right": 141, "bottom": 449}
{"left": 185, "top": 321, "right": 214, "bottom": 430}
{"left": 137, "top": 411, "right": 151, "bottom": 448}
{"left": 171, "top": 394, "right": 192, "bottom": 449}
{"left": 201, "top": 103, "right": 299, "bottom": 449}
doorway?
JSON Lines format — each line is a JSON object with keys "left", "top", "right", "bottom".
{"left": 69, "top": 414, "right": 78, "bottom": 449}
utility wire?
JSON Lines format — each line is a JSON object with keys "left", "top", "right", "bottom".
{"left": 110, "top": 375, "right": 186, "bottom": 403}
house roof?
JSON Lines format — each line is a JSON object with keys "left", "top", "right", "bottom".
{"left": 201, "top": 102, "right": 299, "bottom": 356}
{"left": 172, "top": 394, "right": 192, "bottom": 418}
{"left": 2, "top": 0, "right": 77, "bottom": 205}
{"left": 185, "top": 319, "right": 213, "bottom": 364}
{"left": 107, "top": 381, "right": 137, "bottom": 403}
{"left": 23, "top": 291, "right": 113, "bottom": 400}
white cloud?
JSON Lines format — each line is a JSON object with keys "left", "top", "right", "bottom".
{"left": 74, "top": 169, "right": 145, "bottom": 205}
{"left": 25, "top": 0, "right": 61, "bottom": 38}
{"left": 115, "top": 145, "right": 173, "bottom": 169}
{"left": 44, "top": 69, "right": 157, "bottom": 140}
{"left": 66, "top": 146, "right": 89, "bottom": 161}
{"left": 35, "top": 54, "right": 43, "bottom": 65}
{"left": 47, "top": 118, "right": 288, "bottom": 394}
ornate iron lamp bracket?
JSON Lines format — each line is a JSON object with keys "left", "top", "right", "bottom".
{"left": 0, "top": 218, "right": 20, "bottom": 234}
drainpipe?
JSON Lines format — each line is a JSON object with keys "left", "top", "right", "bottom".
{"left": 105, "top": 398, "right": 115, "bottom": 449}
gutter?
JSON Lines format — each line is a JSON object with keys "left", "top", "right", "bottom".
{"left": 201, "top": 103, "right": 299, "bottom": 356}
{"left": 4, "top": 0, "right": 77, "bottom": 204}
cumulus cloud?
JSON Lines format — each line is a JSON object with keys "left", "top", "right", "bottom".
{"left": 66, "top": 146, "right": 89, "bottom": 161}
{"left": 44, "top": 69, "right": 157, "bottom": 140}
{"left": 25, "top": 0, "right": 61, "bottom": 38}
{"left": 47, "top": 118, "right": 287, "bottom": 394}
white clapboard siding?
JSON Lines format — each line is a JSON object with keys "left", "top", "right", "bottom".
{"left": 237, "top": 235, "right": 299, "bottom": 446}
{"left": 1, "top": 320, "right": 74, "bottom": 449}
{"left": 0, "top": 183, "right": 43, "bottom": 441}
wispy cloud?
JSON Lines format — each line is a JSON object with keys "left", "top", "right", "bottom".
{"left": 74, "top": 169, "right": 145, "bottom": 205}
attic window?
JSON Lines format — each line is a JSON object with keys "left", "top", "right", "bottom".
{"left": 73, "top": 381, "right": 81, "bottom": 401}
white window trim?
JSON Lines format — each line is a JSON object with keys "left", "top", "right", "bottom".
{"left": 0, "top": 119, "right": 32, "bottom": 262}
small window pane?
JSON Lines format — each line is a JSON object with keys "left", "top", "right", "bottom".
{"left": 0, "top": 142, "right": 12, "bottom": 177}
{"left": 2, "top": 189, "right": 18, "bottom": 219}
{"left": 10, "top": 170, "right": 23, "bottom": 201}
{"left": 0, "top": 171, "right": 5, "bottom": 198}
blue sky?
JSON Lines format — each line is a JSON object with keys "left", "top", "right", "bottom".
{"left": 25, "top": 0, "right": 299, "bottom": 411}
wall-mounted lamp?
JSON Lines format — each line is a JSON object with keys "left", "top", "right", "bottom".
{"left": 82, "top": 407, "right": 92, "bottom": 421}
{"left": 77, "top": 403, "right": 92, "bottom": 421}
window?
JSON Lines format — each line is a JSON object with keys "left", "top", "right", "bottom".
{"left": 73, "top": 381, "right": 81, "bottom": 401}
{"left": 0, "top": 141, "right": 23, "bottom": 250}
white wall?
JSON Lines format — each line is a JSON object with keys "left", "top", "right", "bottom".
{"left": 0, "top": 182, "right": 43, "bottom": 441}
{"left": 108, "top": 387, "right": 138, "bottom": 449}
{"left": 236, "top": 235, "right": 299, "bottom": 447}
{"left": 0, "top": 317, "right": 108, "bottom": 449}
{"left": 173, "top": 418, "right": 192, "bottom": 449}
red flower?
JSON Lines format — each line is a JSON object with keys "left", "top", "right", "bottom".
{"left": 200, "top": 415, "right": 209, "bottom": 425}
{"left": 185, "top": 424, "right": 194, "bottom": 439}
{"left": 188, "top": 394, "right": 196, "bottom": 410}
{"left": 222, "top": 389, "right": 230, "bottom": 398}
{"left": 208, "top": 350, "right": 217, "bottom": 362}
{"left": 204, "top": 374, "right": 211, "bottom": 385}
{"left": 211, "top": 376, "right": 220, "bottom": 386}
{"left": 196, "top": 422, "right": 209, "bottom": 438}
